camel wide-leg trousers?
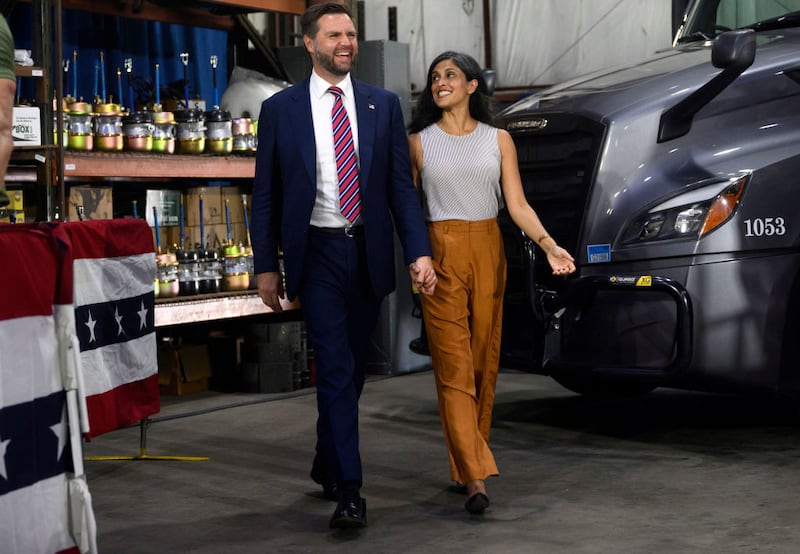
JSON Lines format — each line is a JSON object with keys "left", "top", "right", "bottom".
{"left": 420, "top": 218, "right": 505, "bottom": 484}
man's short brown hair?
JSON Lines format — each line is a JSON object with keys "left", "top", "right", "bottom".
{"left": 301, "top": 2, "right": 354, "bottom": 39}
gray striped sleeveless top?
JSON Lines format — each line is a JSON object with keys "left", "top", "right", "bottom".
{"left": 419, "top": 121, "right": 502, "bottom": 222}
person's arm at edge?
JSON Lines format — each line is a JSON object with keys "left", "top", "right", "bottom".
{"left": 0, "top": 15, "right": 16, "bottom": 207}
{"left": 0, "top": 76, "right": 15, "bottom": 202}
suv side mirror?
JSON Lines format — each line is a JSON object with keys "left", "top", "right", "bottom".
{"left": 712, "top": 28, "right": 756, "bottom": 69}
{"left": 658, "top": 29, "right": 756, "bottom": 142}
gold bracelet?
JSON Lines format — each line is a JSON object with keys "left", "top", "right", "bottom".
{"left": 537, "top": 233, "right": 550, "bottom": 244}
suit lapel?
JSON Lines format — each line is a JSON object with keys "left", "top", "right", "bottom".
{"left": 289, "top": 78, "right": 317, "bottom": 187}
{"left": 353, "top": 80, "right": 376, "bottom": 193}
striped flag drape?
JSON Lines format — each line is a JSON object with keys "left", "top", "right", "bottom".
{"left": 65, "top": 219, "right": 159, "bottom": 439}
{"left": 0, "top": 223, "right": 96, "bottom": 554}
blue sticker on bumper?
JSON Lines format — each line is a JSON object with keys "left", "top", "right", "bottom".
{"left": 587, "top": 244, "right": 611, "bottom": 263}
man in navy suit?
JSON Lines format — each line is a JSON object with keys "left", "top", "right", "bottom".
{"left": 252, "top": 2, "right": 437, "bottom": 529}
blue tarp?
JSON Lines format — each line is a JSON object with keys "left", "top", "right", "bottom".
{"left": 10, "top": 6, "right": 228, "bottom": 110}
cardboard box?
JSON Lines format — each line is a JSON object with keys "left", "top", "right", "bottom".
{"left": 12, "top": 106, "right": 42, "bottom": 147}
{"left": 179, "top": 343, "right": 214, "bottom": 380}
{"left": 153, "top": 225, "right": 181, "bottom": 252}
{"left": 221, "top": 186, "right": 251, "bottom": 224}
{"left": 241, "top": 361, "right": 295, "bottom": 393}
{"left": 158, "top": 341, "right": 213, "bottom": 396}
{"left": 184, "top": 222, "right": 246, "bottom": 249}
{"left": 68, "top": 186, "right": 113, "bottom": 221}
{"left": 229, "top": 221, "right": 248, "bottom": 245}
{"left": 242, "top": 321, "right": 304, "bottom": 363}
{"left": 163, "top": 98, "right": 206, "bottom": 113}
{"left": 185, "top": 186, "right": 223, "bottom": 226}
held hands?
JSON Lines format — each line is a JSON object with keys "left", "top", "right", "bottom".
{"left": 409, "top": 256, "right": 437, "bottom": 295}
{"left": 256, "top": 271, "right": 285, "bottom": 312}
{"left": 546, "top": 244, "right": 577, "bottom": 276}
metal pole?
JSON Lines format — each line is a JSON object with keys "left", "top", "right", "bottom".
{"left": 55, "top": 0, "right": 64, "bottom": 221}
{"left": 482, "top": 0, "right": 492, "bottom": 69}
{"left": 388, "top": 6, "right": 397, "bottom": 41}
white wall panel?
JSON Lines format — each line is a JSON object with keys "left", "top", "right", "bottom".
{"left": 321, "top": 0, "right": 672, "bottom": 90}
{"left": 364, "top": 0, "right": 485, "bottom": 92}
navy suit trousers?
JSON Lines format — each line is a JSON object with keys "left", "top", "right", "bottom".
{"left": 299, "top": 229, "right": 382, "bottom": 487}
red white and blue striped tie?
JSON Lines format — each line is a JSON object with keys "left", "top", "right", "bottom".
{"left": 329, "top": 86, "right": 361, "bottom": 224}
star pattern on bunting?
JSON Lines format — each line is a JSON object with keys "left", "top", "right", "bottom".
{"left": 49, "top": 408, "right": 68, "bottom": 461}
{"left": 138, "top": 301, "right": 148, "bottom": 330}
{"left": 85, "top": 311, "right": 97, "bottom": 343}
{"left": 74, "top": 292, "right": 154, "bottom": 351}
{"left": 0, "top": 437, "right": 10, "bottom": 480}
{"left": 114, "top": 306, "right": 125, "bottom": 336}
{"left": 0, "top": 391, "right": 68, "bottom": 494}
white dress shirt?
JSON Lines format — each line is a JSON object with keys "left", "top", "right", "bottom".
{"left": 309, "top": 70, "right": 361, "bottom": 228}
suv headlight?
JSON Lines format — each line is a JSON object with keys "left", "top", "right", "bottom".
{"left": 620, "top": 175, "right": 748, "bottom": 244}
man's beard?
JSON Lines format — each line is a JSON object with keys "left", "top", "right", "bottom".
{"left": 314, "top": 47, "right": 355, "bottom": 77}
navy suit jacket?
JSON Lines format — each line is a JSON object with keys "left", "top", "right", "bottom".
{"left": 251, "top": 76, "right": 432, "bottom": 301}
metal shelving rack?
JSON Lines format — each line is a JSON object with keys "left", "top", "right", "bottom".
{"left": 12, "top": 0, "right": 305, "bottom": 323}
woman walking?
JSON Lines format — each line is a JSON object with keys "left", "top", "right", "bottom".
{"left": 408, "top": 51, "right": 576, "bottom": 514}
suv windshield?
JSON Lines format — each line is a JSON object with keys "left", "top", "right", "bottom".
{"left": 676, "top": 0, "right": 800, "bottom": 43}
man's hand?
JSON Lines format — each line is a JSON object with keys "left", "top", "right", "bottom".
{"left": 409, "top": 256, "right": 437, "bottom": 296}
{"left": 256, "top": 271, "right": 285, "bottom": 312}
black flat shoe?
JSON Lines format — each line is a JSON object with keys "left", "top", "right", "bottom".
{"left": 465, "top": 492, "right": 490, "bottom": 514}
{"left": 330, "top": 495, "right": 367, "bottom": 529}
{"left": 310, "top": 464, "right": 339, "bottom": 502}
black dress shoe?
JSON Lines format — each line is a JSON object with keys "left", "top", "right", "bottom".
{"left": 310, "top": 466, "right": 339, "bottom": 502}
{"left": 329, "top": 495, "right": 367, "bottom": 529}
{"left": 465, "top": 492, "right": 490, "bottom": 514}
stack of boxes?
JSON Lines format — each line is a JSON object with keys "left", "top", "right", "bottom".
{"left": 157, "top": 337, "right": 214, "bottom": 396}
{"left": 60, "top": 184, "right": 251, "bottom": 251}
{"left": 183, "top": 186, "right": 249, "bottom": 249}
{"left": 240, "top": 321, "right": 308, "bottom": 393}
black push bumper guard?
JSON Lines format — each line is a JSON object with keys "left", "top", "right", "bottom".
{"left": 543, "top": 274, "right": 693, "bottom": 382}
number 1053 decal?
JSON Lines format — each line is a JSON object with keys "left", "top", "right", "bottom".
{"left": 743, "top": 217, "right": 786, "bottom": 237}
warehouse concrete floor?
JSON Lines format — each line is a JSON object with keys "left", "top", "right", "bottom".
{"left": 83, "top": 368, "right": 800, "bottom": 553}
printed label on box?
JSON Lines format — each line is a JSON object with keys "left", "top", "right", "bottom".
{"left": 12, "top": 107, "right": 42, "bottom": 146}
{"left": 146, "top": 189, "right": 181, "bottom": 227}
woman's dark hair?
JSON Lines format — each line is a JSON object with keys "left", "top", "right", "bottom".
{"left": 408, "top": 51, "right": 493, "bottom": 134}
{"left": 301, "top": 2, "right": 353, "bottom": 39}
